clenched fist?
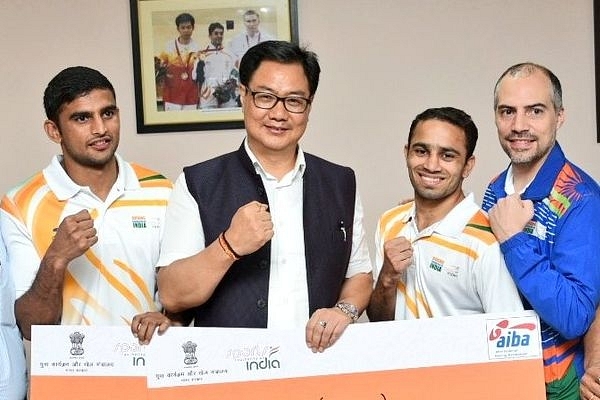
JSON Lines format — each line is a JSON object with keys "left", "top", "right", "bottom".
{"left": 224, "top": 201, "right": 274, "bottom": 256}
{"left": 45, "top": 209, "right": 98, "bottom": 269}
{"left": 380, "top": 236, "right": 413, "bottom": 287}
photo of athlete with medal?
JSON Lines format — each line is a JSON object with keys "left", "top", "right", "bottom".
{"left": 134, "top": 1, "right": 298, "bottom": 131}
{"left": 156, "top": 12, "right": 200, "bottom": 111}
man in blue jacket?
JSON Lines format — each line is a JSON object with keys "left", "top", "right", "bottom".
{"left": 482, "top": 62, "right": 600, "bottom": 400}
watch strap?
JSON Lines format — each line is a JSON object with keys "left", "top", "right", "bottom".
{"left": 336, "top": 301, "right": 359, "bottom": 322}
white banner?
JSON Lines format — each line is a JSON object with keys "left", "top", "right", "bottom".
{"left": 30, "top": 310, "right": 545, "bottom": 400}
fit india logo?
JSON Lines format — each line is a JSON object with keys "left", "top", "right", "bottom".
{"left": 486, "top": 316, "right": 541, "bottom": 360}
{"left": 182, "top": 341, "right": 198, "bottom": 365}
{"left": 69, "top": 331, "right": 85, "bottom": 356}
{"left": 245, "top": 346, "right": 281, "bottom": 371}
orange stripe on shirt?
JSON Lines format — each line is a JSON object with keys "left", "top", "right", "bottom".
{"left": 422, "top": 235, "right": 479, "bottom": 260}
{"left": 84, "top": 250, "right": 144, "bottom": 312}
{"left": 463, "top": 210, "right": 497, "bottom": 246}
{"left": 139, "top": 180, "right": 173, "bottom": 189}
{"left": 0, "top": 196, "right": 22, "bottom": 220}
{"left": 13, "top": 173, "right": 45, "bottom": 213}
{"left": 379, "top": 203, "right": 412, "bottom": 231}
{"left": 543, "top": 353, "right": 575, "bottom": 383}
{"left": 131, "top": 163, "right": 164, "bottom": 179}
{"left": 0, "top": 174, "right": 45, "bottom": 221}
{"left": 385, "top": 221, "right": 409, "bottom": 242}
{"left": 397, "top": 281, "right": 418, "bottom": 317}
{"left": 542, "top": 338, "right": 579, "bottom": 360}
{"left": 111, "top": 199, "right": 168, "bottom": 208}
{"left": 131, "top": 164, "right": 173, "bottom": 188}
{"left": 415, "top": 290, "right": 432, "bottom": 318}
{"left": 397, "top": 281, "right": 432, "bottom": 318}
{"left": 542, "top": 339, "right": 578, "bottom": 383}
{"left": 63, "top": 271, "right": 111, "bottom": 323}
{"left": 114, "top": 259, "right": 155, "bottom": 308}
{"left": 31, "top": 191, "right": 65, "bottom": 257}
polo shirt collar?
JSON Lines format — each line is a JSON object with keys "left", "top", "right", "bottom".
{"left": 42, "top": 153, "right": 137, "bottom": 201}
{"left": 407, "top": 193, "right": 478, "bottom": 239}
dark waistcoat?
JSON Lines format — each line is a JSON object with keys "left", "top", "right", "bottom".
{"left": 183, "top": 144, "right": 356, "bottom": 327}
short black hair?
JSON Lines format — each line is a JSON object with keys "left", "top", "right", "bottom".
{"left": 208, "top": 22, "right": 224, "bottom": 35}
{"left": 239, "top": 40, "right": 321, "bottom": 97}
{"left": 43, "top": 66, "right": 115, "bottom": 124}
{"left": 175, "top": 13, "right": 195, "bottom": 28}
{"left": 408, "top": 107, "right": 478, "bottom": 160}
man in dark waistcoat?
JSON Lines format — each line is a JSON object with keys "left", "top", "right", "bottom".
{"left": 156, "top": 40, "right": 373, "bottom": 353}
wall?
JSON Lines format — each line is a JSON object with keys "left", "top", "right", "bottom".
{"left": 0, "top": 0, "right": 597, "bottom": 255}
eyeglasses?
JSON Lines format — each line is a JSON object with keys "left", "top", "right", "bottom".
{"left": 246, "top": 88, "right": 311, "bottom": 114}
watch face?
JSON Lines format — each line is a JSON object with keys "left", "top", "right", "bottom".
{"left": 345, "top": 303, "right": 356, "bottom": 313}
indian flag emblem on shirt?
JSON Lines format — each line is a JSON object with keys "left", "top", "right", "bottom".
{"left": 132, "top": 216, "right": 147, "bottom": 228}
{"left": 429, "top": 256, "right": 444, "bottom": 272}
{"left": 524, "top": 220, "right": 546, "bottom": 240}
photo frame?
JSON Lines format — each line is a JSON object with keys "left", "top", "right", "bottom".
{"left": 130, "top": 0, "right": 298, "bottom": 133}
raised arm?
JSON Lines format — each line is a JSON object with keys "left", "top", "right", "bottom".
{"left": 10, "top": 210, "right": 97, "bottom": 340}
{"left": 367, "top": 236, "right": 413, "bottom": 322}
{"left": 157, "top": 178, "right": 273, "bottom": 312}
{"left": 489, "top": 193, "right": 600, "bottom": 338}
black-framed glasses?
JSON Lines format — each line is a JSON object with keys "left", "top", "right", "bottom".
{"left": 246, "top": 88, "right": 311, "bottom": 114}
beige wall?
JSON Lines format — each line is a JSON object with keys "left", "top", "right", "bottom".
{"left": 0, "top": 0, "right": 597, "bottom": 255}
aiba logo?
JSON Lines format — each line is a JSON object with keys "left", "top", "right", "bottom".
{"left": 488, "top": 319, "right": 536, "bottom": 348}
{"left": 486, "top": 315, "right": 541, "bottom": 360}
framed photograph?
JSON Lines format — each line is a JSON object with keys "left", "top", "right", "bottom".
{"left": 130, "top": 0, "right": 298, "bottom": 133}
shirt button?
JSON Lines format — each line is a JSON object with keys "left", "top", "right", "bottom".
{"left": 257, "top": 187, "right": 266, "bottom": 198}
{"left": 256, "top": 298, "right": 267, "bottom": 309}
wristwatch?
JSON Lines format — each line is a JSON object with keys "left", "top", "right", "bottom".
{"left": 336, "top": 301, "right": 359, "bottom": 322}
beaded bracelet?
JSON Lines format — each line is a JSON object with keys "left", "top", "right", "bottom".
{"left": 218, "top": 232, "right": 240, "bottom": 261}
